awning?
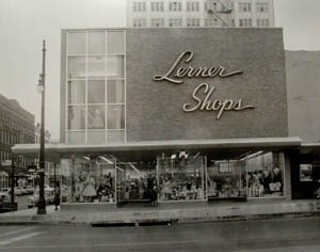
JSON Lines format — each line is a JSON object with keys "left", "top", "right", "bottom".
{"left": 12, "top": 137, "right": 301, "bottom": 162}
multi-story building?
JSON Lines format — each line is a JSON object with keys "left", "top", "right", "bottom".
{"left": 0, "top": 94, "right": 35, "bottom": 187}
{"left": 127, "top": 0, "right": 274, "bottom": 28}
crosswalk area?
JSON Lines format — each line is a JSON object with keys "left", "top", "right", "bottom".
{"left": 0, "top": 227, "right": 45, "bottom": 247}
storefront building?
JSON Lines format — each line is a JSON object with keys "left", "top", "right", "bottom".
{"left": 14, "top": 28, "right": 307, "bottom": 207}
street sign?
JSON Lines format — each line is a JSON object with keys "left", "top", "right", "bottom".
{"left": 1, "top": 160, "right": 12, "bottom": 166}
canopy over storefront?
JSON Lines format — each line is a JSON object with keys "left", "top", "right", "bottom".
{"left": 12, "top": 137, "right": 302, "bottom": 163}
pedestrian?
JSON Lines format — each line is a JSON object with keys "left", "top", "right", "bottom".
{"left": 54, "top": 182, "right": 61, "bottom": 211}
{"left": 150, "top": 184, "right": 158, "bottom": 207}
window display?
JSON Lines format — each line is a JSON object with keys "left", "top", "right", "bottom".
{"left": 207, "top": 160, "right": 246, "bottom": 200}
{"left": 157, "top": 154, "right": 206, "bottom": 201}
{"left": 66, "top": 30, "right": 126, "bottom": 144}
{"left": 62, "top": 156, "right": 115, "bottom": 204}
{"left": 245, "top": 152, "right": 285, "bottom": 198}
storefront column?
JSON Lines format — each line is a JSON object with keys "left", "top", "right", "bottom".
{"left": 284, "top": 153, "right": 292, "bottom": 200}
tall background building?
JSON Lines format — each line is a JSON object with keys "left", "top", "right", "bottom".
{"left": 0, "top": 94, "right": 35, "bottom": 188}
{"left": 127, "top": 0, "right": 274, "bottom": 28}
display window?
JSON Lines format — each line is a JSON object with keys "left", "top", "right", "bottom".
{"left": 207, "top": 160, "right": 246, "bottom": 200}
{"left": 115, "top": 162, "right": 157, "bottom": 203}
{"left": 245, "top": 152, "right": 285, "bottom": 198}
{"left": 66, "top": 30, "right": 126, "bottom": 144}
{"left": 61, "top": 156, "right": 115, "bottom": 204}
{"left": 157, "top": 154, "right": 206, "bottom": 201}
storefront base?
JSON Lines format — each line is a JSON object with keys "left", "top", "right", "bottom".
{"left": 60, "top": 203, "right": 117, "bottom": 212}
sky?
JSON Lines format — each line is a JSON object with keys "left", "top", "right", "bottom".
{"left": 0, "top": 0, "right": 319, "bottom": 140}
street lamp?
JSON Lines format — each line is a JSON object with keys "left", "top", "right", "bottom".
{"left": 37, "top": 40, "right": 47, "bottom": 215}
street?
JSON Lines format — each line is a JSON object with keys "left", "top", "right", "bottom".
{"left": 0, "top": 218, "right": 319, "bottom": 251}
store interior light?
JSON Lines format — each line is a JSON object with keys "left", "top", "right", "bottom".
{"left": 128, "top": 162, "right": 140, "bottom": 173}
{"left": 98, "top": 156, "right": 113, "bottom": 164}
{"left": 240, "top": 150, "right": 263, "bottom": 161}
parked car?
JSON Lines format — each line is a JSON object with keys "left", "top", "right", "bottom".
{"left": 27, "top": 187, "right": 55, "bottom": 208}
{"left": 0, "top": 192, "right": 18, "bottom": 213}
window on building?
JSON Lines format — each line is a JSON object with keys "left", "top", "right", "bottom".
{"left": 169, "top": 18, "right": 183, "bottom": 27}
{"left": 205, "top": 1, "right": 218, "bottom": 11}
{"left": 151, "top": 1, "right": 164, "bottom": 11}
{"left": 256, "top": 2, "right": 269, "bottom": 12}
{"left": 239, "top": 18, "right": 252, "bottom": 27}
{"left": 187, "top": 1, "right": 199, "bottom": 12}
{"left": 66, "top": 30, "right": 126, "bottom": 144}
{"left": 133, "top": 18, "right": 147, "bottom": 27}
{"left": 169, "top": 1, "right": 182, "bottom": 11}
{"left": 205, "top": 18, "right": 219, "bottom": 27}
{"left": 133, "top": 1, "right": 146, "bottom": 12}
{"left": 151, "top": 18, "right": 165, "bottom": 27}
{"left": 187, "top": 18, "right": 200, "bottom": 27}
{"left": 257, "top": 19, "right": 269, "bottom": 27}
{"left": 239, "top": 2, "right": 251, "bottom": 12}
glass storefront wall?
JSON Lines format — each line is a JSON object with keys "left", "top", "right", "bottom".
{"left": 116, "top": 162, "right": 157, "bottom": 203}
{"left": 157, "top": 155, "right": 206, "bottom": 201}
{"left": 66, "top": 30, "right": 126, "bottom": 144}
{"left": 245, "top": 151, "right": 285, "bottom": 198}
{"left": 207, "top": 160, "right": 246, "bottom": 200}
{"left": 61, "top": 156, "right": 115, "bottom": 204}
{"left": 59, "top": 151, "right": 286, "bottom": 205}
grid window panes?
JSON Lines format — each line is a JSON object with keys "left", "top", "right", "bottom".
{"left": 187, "top": 18, "right": 200, "bottom": 27}
{"left": 66, "top": 30, "right": 126, "bottom": 144}
{"left": 187, "top": 1, "right": 199, "bottom": 11}
{"left": 151, "top": 1, "right": 164, "bottom": 11}
{"left": 133, "top": 2, "right": 146, "bottom": 12}
{"left": 151, "top": 18, "right": 165, "bottom": 27}
{"left": 169, "top": 18, "right": 183, "bottom": 27}
{"left": 256, "top": 2, "right": 269, "bottom": 12}
{"left": 239, "top": 2, "right": 251, "bottom": 12}
{"left": 133, "top": 18, "right": 147, "bottom": 27}
{"left": 169, "top": 1, "right": 182, "bottom": 11}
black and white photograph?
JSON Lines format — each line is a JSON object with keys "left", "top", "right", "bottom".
{"left": 0, "top": 0, "right": 320, "bottom": 251}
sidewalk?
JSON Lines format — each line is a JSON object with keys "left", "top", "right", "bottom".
{"left": 0, "top": 200, "right": 320, "bottom": 226}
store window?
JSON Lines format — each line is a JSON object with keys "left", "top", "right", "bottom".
{"left": 88, "top": 56, "right": 105, "bottom": 80}
{"left": 61, "top": 157, "right": 115, "bottom": 204}
{"left": 107, "top": 55, "right": 124, "bottom": 79}
{"left": 68, "top": 81, "right": 85, "bottom": 104}
{"left": 107, "top": 32, "right": 125, "bottom": 54}
{"left": 68, "top": 106, "right": 85, "bottom": 130}
{"left": 207, "top": 160, "right": 246, "bottom": 200}
{"left": 66, "top": 30, "right": 126, "bottom": 144}
{"left": 107, "top": 105, "right": 125, "bottom": 129}
{"left": 107, "top": 80, "right": 125, "bottom": 103}
{"left": 67, "top": 32, "right": 86, "bottom": 55}
{"left": 88, "top": 80, "right": 105, "bottom": 104}
{"left": 88, "top": 105, "right": 105, "bottom": 129}
{"left": 245, "top": 152, "right": 285, "bottom": 198}
{"left": 88, "top": 32, "right": 105, "bottom": 55}
{"left": 300, "top": 164, "right": 313, "bottom": 182}
{"left": 68, "top": 56, "right": 86, "bottom": 79}
{"left": 157, "top": 154, "right": 206, "bottom": 201}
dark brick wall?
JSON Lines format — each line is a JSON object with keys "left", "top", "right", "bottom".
{"left": 126, "top": 28, "right": 288, "bottom": 141}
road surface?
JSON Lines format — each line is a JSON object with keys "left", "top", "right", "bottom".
{"left": 0, "top": 217, "right": 319, "bottom": 251}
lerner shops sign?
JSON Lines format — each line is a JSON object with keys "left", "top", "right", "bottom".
{"left": 153, "top": 51, "right": 254, "bottom": 119}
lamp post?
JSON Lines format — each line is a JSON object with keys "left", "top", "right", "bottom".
{"left": 37, "top": 40, "right": 47, "bottom": 215}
